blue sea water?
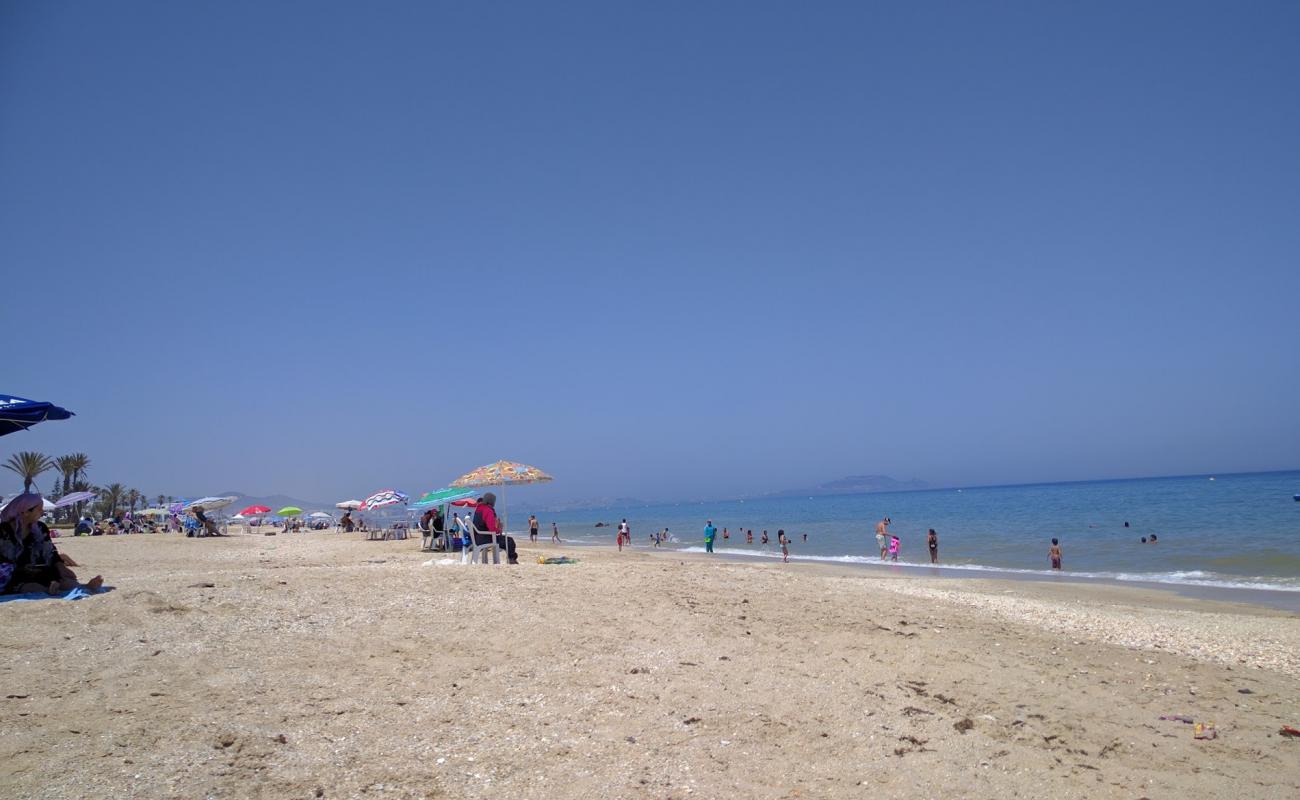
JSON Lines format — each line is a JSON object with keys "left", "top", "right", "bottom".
{"left": 523, "top": 471, "right": 1300, "bottom": 592}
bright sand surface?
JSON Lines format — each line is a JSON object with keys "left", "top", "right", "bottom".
{"left": 3, "top": 533, "right": 1299, "bottom": 799}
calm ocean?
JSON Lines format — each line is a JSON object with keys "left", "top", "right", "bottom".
{"left": 521, "top": 470, "right": 1300, "bottom": 592}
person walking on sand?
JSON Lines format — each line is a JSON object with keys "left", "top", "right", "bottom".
{"left": 529, "top": 515, "right": 538, "bottom": 543}
{"left": 704, "top": 520, "right": 717, "bottom": 554}
{"left": 927, "top": 528, "right": 938, "bottom": 564}
{"left": 551, "top": 521, "right": 561, "bottom": 543}
{"left": 1049, "top": 538, "right": 1063, "bottom": 570}
{"left": 875, "top": 517, "right": 889, "bottom": 560}
{"left": 779, "top": 529, "right": 789, "bottom": 563}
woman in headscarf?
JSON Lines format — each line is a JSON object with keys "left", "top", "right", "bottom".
{"left": 0, "top": 493, "right": 102, "bottom": 595}
{"left": 471, "top": 492, "right": 518, "bottom": 564}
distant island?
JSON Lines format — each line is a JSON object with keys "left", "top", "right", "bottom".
{"left": 767, "top": 474, "right": 929, "bottom": 497}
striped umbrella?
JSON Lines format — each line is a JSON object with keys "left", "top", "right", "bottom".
{"left": 360, "top": 489, "right": 408, "bottom": 510}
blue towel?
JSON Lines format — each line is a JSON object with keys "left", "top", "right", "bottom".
{"left": 0, "top": 586, "right": 110, "bottom": 603}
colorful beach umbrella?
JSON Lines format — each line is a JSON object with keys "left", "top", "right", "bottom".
{"left": 450, "top": 460, "right": 553, "bottom": 533}
{"left": 240, "top": 505, "right": 272, "bottom": 516}
{"left": 276, "top": 506, "right": 302, "bottom": 516}
{"left": 450, "top": 460, "right": 553, "bottom": 489}
{"left": 411, "top": 487, "right": 476, "bottom": 508}
{"left": 360, "top": 489, "right": 408, "bottom": 510}
{"left": 0, "top": 394, "right": 74, "bottom": 437}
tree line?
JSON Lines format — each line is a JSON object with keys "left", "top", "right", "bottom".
{"left": 2, "top": 450, "right": 175, "bottom": 523}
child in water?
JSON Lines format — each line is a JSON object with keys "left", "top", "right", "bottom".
{"left": 888, "top": 534, "right": 900, "bottom": 561}
{"left": 1049, "top": 538, "right": 1063, "bottom": 569}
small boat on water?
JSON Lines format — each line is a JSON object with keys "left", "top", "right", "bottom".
{"left": 1294, "top": 494, "right": 1300, "bottom": 502}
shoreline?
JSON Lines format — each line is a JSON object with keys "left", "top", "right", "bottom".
{"left": 568, "top": 538, "right": 1300, "bottom": 614}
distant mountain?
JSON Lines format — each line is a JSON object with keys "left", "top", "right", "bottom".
{"left": 769, "top": 475, "right": 929, "bottom": 497}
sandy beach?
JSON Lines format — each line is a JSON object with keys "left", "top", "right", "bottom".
{"left": 3, "top": 532, "right": 1299, "bottom": 799}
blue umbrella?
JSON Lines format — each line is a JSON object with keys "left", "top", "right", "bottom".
{"left": 0, "top": 394, "right": 74, "bottom": 437}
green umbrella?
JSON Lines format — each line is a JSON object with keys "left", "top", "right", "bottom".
{"left": 412, "top": 487, "right": 476, "bottom": 508}
{"left": 276, "top": 506, "right": 302, "bottom": 516}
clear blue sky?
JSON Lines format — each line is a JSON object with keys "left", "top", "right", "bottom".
{"left": 3, "top": 1, "right": 1298, "bottom": 504}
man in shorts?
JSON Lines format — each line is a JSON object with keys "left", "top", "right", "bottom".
{"left": 528, "top": 515, "right": 539, "bottom": 542}
{"left": 875, "top": 517, "right": 890, "bottom": 560}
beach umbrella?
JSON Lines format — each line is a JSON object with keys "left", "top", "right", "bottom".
{"left": 53, "top": 491, "right": 97, "bottom": 508}
{"left": 239, "top": 505, "right": 272, "bottom": 516}
{"left": 411, "top": 487, "right": 476, "bottom": 508}
{"left": 0, "top": 394, "right": 74, "bottom": 437}
{"left": 185, "top": 496, "right": 237, "bottom": 511}
{"left": 451, "top": 498, "right": 478, "bottom": 507}
{"left": 360, "top": 489, "right": 408, "bottom": 510}
{"left": 450, "top": 460, "right": 553, "bottom": 532}
{"left": 276, "top": 506, "right": 302, "bottom": 516}
{"left": 42, "top": 497, "right": 57, "bottom": 512}
{"left": 136, "top": 507, "right": 167, "bottom": 517}
{"left": 308, "top": 511, "right": 333, "bottom": 519}
{"left": 335, "top": 500, "right": 363, "bottom": 510}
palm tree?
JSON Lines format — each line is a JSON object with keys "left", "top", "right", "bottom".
{"left": 99, "top": 483, "right": 127, "bottom": 518}
{"left": 125, "top": 489, "right": 141, "bottom": 512}
{"left": 156, "top": 494, "right": 166, "bottom": 508}
{"left": 67, "top": 453, "right": 91, "bottom": 487}
{"left": 53, "top": 455, "right": 77, "bottom": 496}
{"left": 3, "top": 451, "right": 52, "bottom": 492}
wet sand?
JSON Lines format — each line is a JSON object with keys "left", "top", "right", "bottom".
{"left": 2, "top": 532, "right": 1298, "bottom": 799}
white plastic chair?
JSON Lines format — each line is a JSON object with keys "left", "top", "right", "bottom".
{"left": 453, "top": 517, "right": 478, "bottom": 565}
{"left": 466, "top": 520, "right": 502, "bottom": 565}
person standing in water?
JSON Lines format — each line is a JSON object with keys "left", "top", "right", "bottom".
{"left": 779, "top": 529, "right": 789, "bottom": 563}
{"left": 1049, "top": 538, "right": 1063, "bottom": 570}
{"left": 927, "top": 528, "right": 938, "bottom": 564}
{"left": 528, "top": 515, "right": 539, "bottom": 543}
{"left": 551, "top": 521, "right": 561, "bottom": 543}
{"left": 876, "top": 517, "right": 890, "bottom": 560}
{"left": 704, "top": 520, "right": 717, "bottom": 554}
{"left": 618, "top": 519, "right": 630, "bottom": 548}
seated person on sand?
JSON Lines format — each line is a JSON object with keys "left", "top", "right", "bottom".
{"left": 471, "top": 493, "right": 518, "bottom": 564}
{"left": 0, "top": 494, "right": 103, "bottom": 595}
{"left": 192, "top": 506, "right": 221, "bottom": 537}
{"left": 340, "top": 511, "right": 355, "bottom": 532}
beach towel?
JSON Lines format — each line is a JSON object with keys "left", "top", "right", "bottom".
{"left": 0, "top": 586, "right": 110, "bottom": 604}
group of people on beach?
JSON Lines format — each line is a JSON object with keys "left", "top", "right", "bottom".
{"left": 872, "top": 517, "right": 941, "bottom": 564}
{"left": 0, "top": 493, "right": 104, "bottom": 596}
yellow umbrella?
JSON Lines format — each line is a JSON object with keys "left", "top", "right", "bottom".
{"left": 450, "top": 460, "right": 553, "bottom": 532}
